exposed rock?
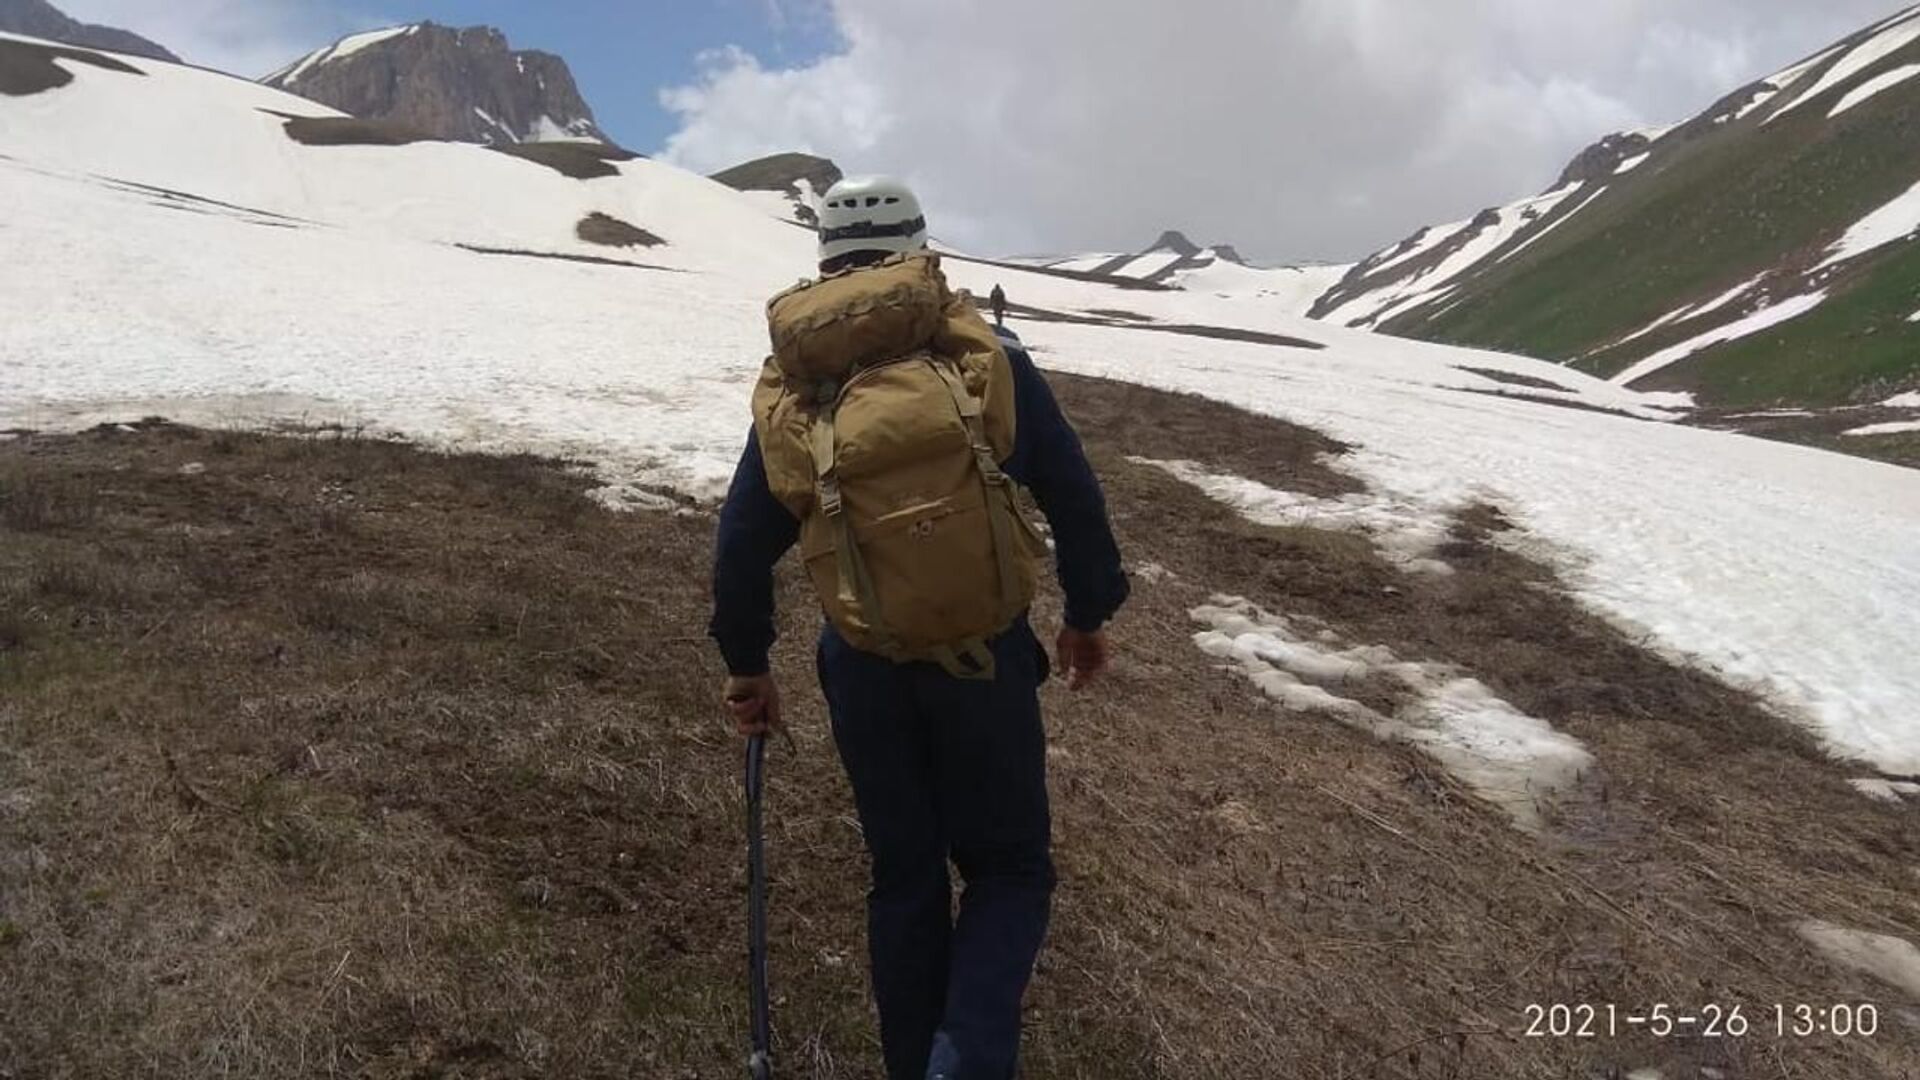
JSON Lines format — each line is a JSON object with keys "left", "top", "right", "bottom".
{"left": 1210, "top": 244, "right": 1249, "bottom": 265}
{"left": 1554, "top": 131, "right": 1652, "bottom": 188}
{"left": 0, "top": 0, "right": 178, "bottom": 63}
{"left": 712, "top": 153, "right": 843, "bottom": 226}
{"left": 1149, "top": 229, "right": 1203, "bottom": 257}
{"left": 710, "top": 152, "right": 843, "bottom": 196}
{"left": 262, "top": 23, "right": 609, "bottom": 147}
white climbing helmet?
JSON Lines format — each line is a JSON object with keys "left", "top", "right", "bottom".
{"left": 817, "top": 176, "right": 929, "bottom": 266}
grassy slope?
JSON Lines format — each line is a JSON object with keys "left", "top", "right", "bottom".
{"left": 1382, "top": 37, "right": 1920, "bottom": 408}
{"left": 2, "top": 402, "right": 1917, "bottom": 1079}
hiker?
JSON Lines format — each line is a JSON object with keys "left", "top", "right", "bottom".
{"left": 710, "top": 175, "right": 1129, "bottom": 1080}
{"left": 989, "top": 283, "right": 1007, "bottom": 326}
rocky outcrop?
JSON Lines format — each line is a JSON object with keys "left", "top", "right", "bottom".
{"left": 262, "top": 23, "right": 608, "bottom": 146}
{"left": 710, "top": 152, "right": 843, "bottom": 196}
{"left": 1149, "top": 229, "right": 1204, "bottom": 257}
{"left": 1554, "top": 131, "right": 1652, "bottom": 188}
{"left": 0, "top": 0, "right": 178, "bottom": 63}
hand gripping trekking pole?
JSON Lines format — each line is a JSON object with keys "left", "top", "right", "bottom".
{"left": 745, "top": 732, "right": 774, "bottom": 1080}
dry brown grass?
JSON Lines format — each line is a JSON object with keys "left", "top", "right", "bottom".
{"left": 1454, "top": 366, "right": 1574, "bottom": 392}
{"left": 575, "top": 212, "right": 664, "bottom": 249}
{"left": 1, "top": 387, "right": 1916, "bottom": 1078}
{"left": 491, "top": 143, "right": 638, "bottom": 181}
{"left": 280, "top": 116, "right": 435, "bottom": 147}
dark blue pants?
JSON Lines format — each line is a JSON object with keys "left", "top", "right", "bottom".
{"left": 817, "top": 620, "right": 1056, "bottom": 1080}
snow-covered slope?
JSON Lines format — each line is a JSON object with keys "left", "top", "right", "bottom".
{"left": 5, "top": 32, "right": 1920, "bottom": 776}
{"left": 1020, "top": 231, "right": 1352, "bottom": 316}
{"left": 1316, "top": 4, "right": 1920, "bottom": 409}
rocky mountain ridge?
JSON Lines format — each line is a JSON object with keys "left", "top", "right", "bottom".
{"left": 262, "top": 23, "right": 607, "bottom": 146}
{"left": 0, "top": 0, "right": 177, "bottom": 63}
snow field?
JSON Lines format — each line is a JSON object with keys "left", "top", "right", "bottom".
{"left": 7, "top": 43, "right": 1920, "bottom": 779}
{"left": 1192, "top": 598, "right": 1593, "bottom": 832}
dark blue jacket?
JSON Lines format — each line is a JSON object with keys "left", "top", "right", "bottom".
{"left": 709, "top": 327, "right": 1129, "bottom": 676}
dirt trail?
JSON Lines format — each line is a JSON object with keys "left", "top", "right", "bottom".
{"left": 1, "top": 382, "right": 1916, "bottom": 1078}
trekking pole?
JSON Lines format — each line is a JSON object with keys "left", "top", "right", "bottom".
{"left": 744, "top": 731, "right": 774, "bottom": 1080}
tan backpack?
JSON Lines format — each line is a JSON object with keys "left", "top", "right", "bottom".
{"left": 752, "top": 252, "right": 1049, "bottom": 678}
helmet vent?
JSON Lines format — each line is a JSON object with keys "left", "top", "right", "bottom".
{"left": 866, "top": 196, "right": 880, "bottom": 206}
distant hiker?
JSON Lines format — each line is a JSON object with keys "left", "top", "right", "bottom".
{"left": 711, "top": 175, "right": 1128, "bottom": 1080}
{"left": 989, "top": 283, "right": 1007, "bottom": 326}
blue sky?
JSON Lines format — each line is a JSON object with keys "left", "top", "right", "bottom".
{"left": 383, "top": 1, "right": 840, "bottom": 150}
{"left": 63, "top": 0, "right": 842, "bottom": 154}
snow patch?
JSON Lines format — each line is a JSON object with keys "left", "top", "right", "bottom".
{"left": 1796, "top": 921, "right": 1920, "bottom": 998}
{"left": 1883, "top": 391, "right": 1920, "bottom": 406}
{"left": 1612, "top": 292, "right": 1827, "bottom": 386}
{"left": 1771, "top": 12, "right": 1920, "bottom": 123}
{"left": 1849, "top": 778, "right": 1920, "bottom": 802}
{"left": 1829, "top": 62, "right": 1920, "bottom": 116}
{"left": 1815, "top": 177, "right": 1920, "bottom": 271}
{"left": 1614, "top": 152, "right": 1650, "bottom": 175}
{"left": 1842, "top": 420, "right": 1920, "bottom": 437}
{"left": 1364, "top": 220, "right": 1468, "bottom": 280}
{"left": 272, "top": 25, "right": 413, "bottom": 86}
{"left": 1132, "top": 457, "right": 1456, "bottom": 576}
{"left": 1496, "top": 186, "right": 1605, "bottom": 266}
{"left": 1193, "top": 597, "right": 1593, "bottom": 832}
{"left": 1326, "top": 189, "right": 1584, "bottom": 327}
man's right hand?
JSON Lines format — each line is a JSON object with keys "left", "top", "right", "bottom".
{"left": 725, "top": 674, "right": 783, "bottom": 737}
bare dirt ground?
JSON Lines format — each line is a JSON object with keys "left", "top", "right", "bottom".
{"left": 2, "top": 377, "right": 1917, "bottom": 1079}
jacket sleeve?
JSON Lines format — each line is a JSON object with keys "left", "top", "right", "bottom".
{"left": 709, "top": 427, "right": 801, "bottom": 676}
{"left": 996, "top": 329, "right": 1131, "bottom": 632}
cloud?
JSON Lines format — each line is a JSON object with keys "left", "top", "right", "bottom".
{"left": 56, "top": 0, "right": 390, "bottom": 79}
{"left": 660, "top": 0, "right": 1907, "bottom": 261}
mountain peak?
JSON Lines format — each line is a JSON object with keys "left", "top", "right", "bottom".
{"left": 0, "top": 0, "right": 178, "bottom": 62}
{"left": 1150, "top": 229, "right": 1203, "bottom": 256}
{"left": 261, "top": 22, "right": 608, "bottom": 146}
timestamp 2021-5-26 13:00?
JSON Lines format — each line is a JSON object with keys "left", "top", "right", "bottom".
{"left": 1523, "top": 1002, "right": 1882, "bottom": 1040}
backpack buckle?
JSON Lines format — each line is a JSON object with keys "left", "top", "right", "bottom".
{"left": 972, "top": 445, "right": 1006, "bottom": 485}
{"left": 818, "top": 475, "right": 843, "bottom": 516}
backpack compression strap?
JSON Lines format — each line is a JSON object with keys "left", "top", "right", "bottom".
{"left": 810, "top": 406, "right": 907, "bottom": 662}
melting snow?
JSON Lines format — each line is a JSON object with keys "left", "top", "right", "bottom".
{"left": 1132, "top": 458, "right": 1456, "bottom": 576}
{"left": 1829, "top": 62, "right": 1920, "bottom": 116}
{"left": 1849, "top": 778, "right": 1920, "bottom": 802}
{"left": 1193, "top": 598, "right": 1593, "bottom": 832}
{"left": 1815, "top": 177, "right": 1920, "bottom": 270}
{"left": 1614, "top": 153, "right": 1650, "bottom": 174}
{"left": 1843, "top": 420, "right": 1920, "bottom": 437}
{"left": 1883, "top": 391, "right": 1920, "bottom": 406}
{"left": 1362, "top": 220, "right": 1468, "bottom": 280}
{"left": 1770, "top": 12, "right": 1920, "bottom": 123}
{"left": 1796, "top": 921, "right": 1920, "bottom": 998}
{"left": 7, "top": 42, "right": 1920, "bottom": 779}
{"left": 1611, "top": 292, "right": 1827, "bottom": 386}
{"left": 1606, "top": 273, "right": 1772, "bottom": 355}
{"left": 1326, "top": 185, "right": 1583, "bottom": 326}
{"left": 1495, "top": 185, "right": 1605, "bottom": 265}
